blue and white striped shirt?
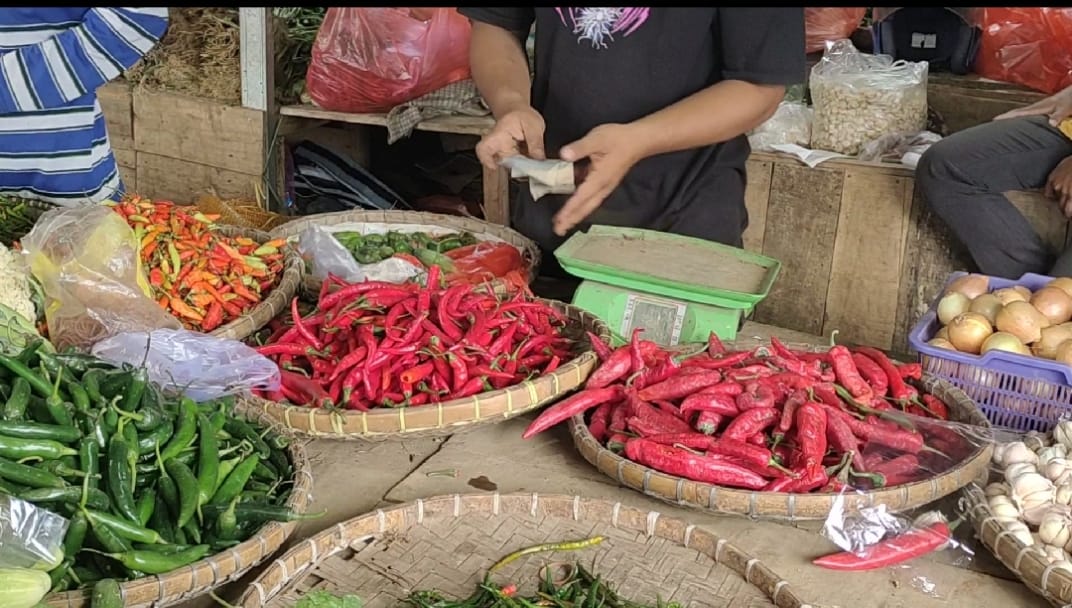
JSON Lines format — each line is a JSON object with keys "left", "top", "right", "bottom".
{"left": 0, "top": 8, "right": 168, "bottom": 205}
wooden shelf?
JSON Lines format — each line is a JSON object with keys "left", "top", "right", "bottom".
{"left": 280, "top": 104, "right": 494, "bottom": 136}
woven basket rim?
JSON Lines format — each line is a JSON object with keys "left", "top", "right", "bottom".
{"left": 267, "top": 209, "right": 542, "bottom": 289}
{"left": 45, "top": 406, "right": 314, "bottom": 608}
{"left": 569, "top": 374, "right": 994, "bottom": 520}
{"left": 207, "top": 224, "right": 304, "bottom": 342}
{"left": 964, "top": 480, "right": 1072, "bottom": 606}
{"left": 247, "top": 299, "right": 609, "bottom": 440}
{"left": 236, "top": 492, "right": 814, "bottom": 608}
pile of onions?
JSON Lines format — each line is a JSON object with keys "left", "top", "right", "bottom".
{"left": 928, "top": 274, "right": 1072, "bottom": 367}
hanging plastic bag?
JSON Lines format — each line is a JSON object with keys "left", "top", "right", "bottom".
{"left": 974, "top": 8, "right": 1072, "bottom": 95}
{"left": 296, "top": 225, "right": 423, "bottom": 285}
{"left": 21, "top": 206, "right": 180, "bottom": 351}
{"left": 0, "top": 494, "right": 68, "bottom": 571}
{"left": 91, "top": 329, "right": 281, "bottom": 402}
{"left": 307, "top": 8, "right": 472, "bottom": 113}
{"left": 748, "top": 102, "right": 814, "bottom": 152}
{"left": 809, "top": 39, "right": 929, "bottom": 155}
{"left": 805, "top": 8, "right": 866, "bottom": 54}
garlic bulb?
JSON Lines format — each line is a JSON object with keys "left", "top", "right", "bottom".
{"left": 1045, "top": 459, "right": 1072, "bottom": 484}
{"left": 1003, "top": 442, "right": 1039, "bottom": 466}
{"left": 1039, "top": 445, "right": 1069, "bottom": 467}
{"left": 1057, "top": 483, "right": 1072, "bottom": 506}
{"left": 988, "top": 495, "right": 1021, "bottom": 520}
{"left": 985, "top": 481, "right": 1010, "bottom": 498}
{"left": 1055, "top": 421, "right": 1072, "bottom": 451}
{"left": 1039, "top": 510, "right": 1072, "bottom": 547}
{"left": 1006, "top": 462, "right": 1040, "bottom": 484}
{"left": 993, "top": 442, "right": 1011, "bottom": 467}
{"left": 1025, "top": 431, "right": 1051, "bottom": 452}
{"left": 1012, "top": 473, "right": 1056, "bottom": 512}
{"left": 1041, "top": 544, "right": 1068, "bottom": 564}
{"left": 1008, "top": 521, "right": 1034, "bottom": 545}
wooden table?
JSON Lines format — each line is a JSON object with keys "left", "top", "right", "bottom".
{"left": 278, "top": 105, "right": 509, "bottom": 226}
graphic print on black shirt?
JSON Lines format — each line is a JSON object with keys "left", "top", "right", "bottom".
{"left": 554, "top": 7, "right": 649, "bottom": 49}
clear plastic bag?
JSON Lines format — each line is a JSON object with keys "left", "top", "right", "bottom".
{"left": 747, "top": 102, "right": 814, "bottom": 152}
{"left": 21, "top": 206, "right": 180, "bottom": 351}
{"left": 857, "top": 130, "right": 942, "bottom": 169}
{"left": 91, "top": 329, "right": 281, "bottom": 402}
{"left": 805, "top": 8, "right": 866, "bottom": 54}
{"left": 297, "top": 225, "right": 423, "bottom": 284}
{"left": 0, "top": 494, "right": 68, "bottom": 571}
{"left": 306, "top": 8, "right": 472, "bottom": 113}
{"left": 809, "top": 39, "right": 929, "bottom": 155}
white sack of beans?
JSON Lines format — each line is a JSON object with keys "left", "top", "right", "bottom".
{"left": 809, "top": 39, "right": 928, "bottom": 156}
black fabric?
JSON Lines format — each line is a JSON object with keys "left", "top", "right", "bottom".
{"left": 460, "top": 7, "right": 805, "bottom": 254}
{"left": 873, "top": 7, "right": 980, "bottom": 74}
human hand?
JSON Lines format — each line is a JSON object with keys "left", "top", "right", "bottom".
{"left": 475, "top": 106, "right": 546, "bottom": 170}
{"left": 994, "top": 86, "right": 1072, "bottom": 126}
{"left": 1045, "top": 156, "right": 1072, "bottom": 218}
{"left": 553, "top": 123, "right": 643, "bottom": 236}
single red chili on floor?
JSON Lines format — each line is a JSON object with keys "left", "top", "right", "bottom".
{"left": 522, "top": 386, "right": 623, "bottom": 439}
{"left": 812, "top": 518, "right": 957, "bottom": 571}
{"left": 624, "top": 439, "right": 769, "bottom": 489}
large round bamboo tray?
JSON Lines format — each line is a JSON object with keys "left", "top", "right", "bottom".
{"left": 569, "top": 375, "right": 993, "bottom": 521}
{"left": 268, "top": 209, "right": 541, "bottom": 296}
{"left": 206, "top": 225, "right": 304, "bottom": 341}
{"left": 246, "top": 300, "right": 608, "bottom": 441}
{"left": 964, "top": 481, "right": 1071, "bottom": 607}
{"left": 44, "top": 407, "right": 314, "bottom": 608}
{"left": 238, "top": 493, "right": 815, "bottom": 608}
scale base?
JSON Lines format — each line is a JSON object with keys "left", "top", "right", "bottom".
{"left": 571, "top": 281, "right": 747, "bottom": 346}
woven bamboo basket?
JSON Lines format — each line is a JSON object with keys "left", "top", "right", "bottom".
{"left": 569, "top": 375, "right": 993, "bottom": 521}
{"left": 195, "top": 194, "right": 293, "bottom": 232}
{"left": 268, "top": 209, "right": 541, "bottom": 296}
{"left": 238, "top": 493, "right": 816, "bottom": 608}
{"left": 206, "top": 225, "right": 304, "bottom": 341}
{"left": 44, "top": 407, "right": 314, "bottom": 608}
{"left": 964, "top": 482, "right": 1072, "bottom": 607}
{"left": 245, "top": 301, "right": 608, "bottom": 441}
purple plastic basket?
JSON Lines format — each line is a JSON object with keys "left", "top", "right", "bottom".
{"left": 908, "top": 271, "right": 1072, "bottom": 432}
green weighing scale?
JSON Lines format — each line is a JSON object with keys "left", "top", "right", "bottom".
{"left": 554, "top": 225, "right": 782, "bottom": 346}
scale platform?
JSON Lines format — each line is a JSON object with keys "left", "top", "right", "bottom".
{"left": 554, "top": 225, "right": 782, "bottom": 345}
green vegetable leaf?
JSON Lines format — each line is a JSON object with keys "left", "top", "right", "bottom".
{"left": 294, "top": 590, "right": 362, "bottom": 608}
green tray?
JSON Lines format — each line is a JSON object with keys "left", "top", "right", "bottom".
{"left": 554, "top": 225, "right": 782, "bottom": 310}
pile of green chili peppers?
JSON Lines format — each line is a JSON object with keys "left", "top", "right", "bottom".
{"left": 334, "top": 230, "right": 478, "bottom": 265}
{"left": 0, "top": 340, "right": 313, "bottom": 593}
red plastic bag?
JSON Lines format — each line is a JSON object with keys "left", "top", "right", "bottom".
{"left": 974, "top": 8, "right": 1072, "bottom": 94}
{"left": 306, "top": 8, "right": 472, "bottom": 113}
{"left": 805, "top": 8, "right": 866, "bottom": 54}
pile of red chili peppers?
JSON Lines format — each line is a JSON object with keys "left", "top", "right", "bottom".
{"left": 524, "top": 331, "right": 975, "bottom": 493}
{"left": 251, "top": 266, "right": 574, "bottom": 409}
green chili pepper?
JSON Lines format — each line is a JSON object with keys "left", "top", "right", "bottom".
{"left": 182, "top": 519, "right": 202, "bottom": 544}
{"left": 223, "top": 418, "right": 270, "bottom": 459}
{"left": 133, "top": 402, "right": 166, "bottom": 432}
{"left": 106, "top": 432, "right": 139, "bottom": 521}
{"left": 210, "top": 453, "right": 260, "bottom": 506}
{"left": 120, "top": 368, "right": 148, "bottom": 413}
{"left": 136, "top": 419, "right": 173, "bottom": 456}
{"left": 20, "top": 486, "right": 111, "bottom": 510}
{"left": 135, "top": 487, "right": 156, "bottom": 527}
{"left": 15, "top": 340, "right": 43, "bottom": 365}
{"left": 195, "top": 414, "right": 218, "bottom": 507}
{"left": 148, "top": 495, "right": 175, "bottom": 544}
{"left": 84, "top": 509, "right": 166, "bottom": 545}
{"left": 201, "top": 501, "right": 325, "bottom": 524}
{"left": 66, "top": 382, "right": 90, "bottom": 414}
{"left": 0, "top": 455, "right": 64, "bottom": 488}
{"left": 158, "top": 472, "right": 179, "bottom": 519}
{"left": 160, "top": 398, "right": 197, "bottom": 462}
{"left": 0, "top": 354, "right": 52, "bottom": 397}
{"left": 89, "top": 518, "right": 133, "bottom": 554}
{"left": 91, "top": 544, "right": 210, "bottom": 575}
{"left": 78, "top": 437, "right": 100, "bottom": 490}
{"left": 2, "top": 377, "right": 30, "bottom": 421}
{"left": 98, "top": 370, "right": 132, "bottom": 402}
{"left": 0, "top": 419, "right": 81, "bottom": 443}
{"left": 215, "top": 497, "right": 239, "bottom": 540}
{"left": 82, "top": 369, "right": 105, "bottom": 405}
{"left": 0, "top": 476, "right": 26, "bottom": 495}
{"left": 213, "top": 457, "right": 240, "bottom": 495}
{"left": 50, "top": 560, "right": 74, "bottom": 592}
{"left": 163, "top": 458, "right": 199, "bottom": 529}
{"left": 0, "top": 434, "right": 77, "bottom": 460}
{"left": 64, "top": 511, "right": 89, "bottom": 558}
{"left": 43, "top": 370, "right": 73, "bottom": 427}
{"left": 90, "top": 579, "right": 123, "bottom": 608}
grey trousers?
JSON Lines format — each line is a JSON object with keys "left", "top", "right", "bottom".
{"left": 916, "top": 116, "right": 1072, "bottom": 279}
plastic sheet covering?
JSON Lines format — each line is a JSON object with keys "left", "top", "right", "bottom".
{"left": 0, "top": 494, "right": 68, "bottom": 571}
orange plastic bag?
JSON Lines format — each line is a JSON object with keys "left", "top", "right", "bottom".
{"left": 974, "top": 8, "right": 1072, "bottom": 94}
{"left": 306, "top": 8, "right": 472, "bottom": 113}
{"left": 805, "top": 8, "right": 866, "bottom": 54}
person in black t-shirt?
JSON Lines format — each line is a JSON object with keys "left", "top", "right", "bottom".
{"left": 459, "top": 7, "right": 806, "bottom": 260}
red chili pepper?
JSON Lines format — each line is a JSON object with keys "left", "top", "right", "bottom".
{"left": 828, "top": 345, "right": 873, "bottom": 403}
{"left": 634, "top": 400, "right": 693, "bottom": 434}
{"left": 624, "top": 439, "right": 769, "bottom": 489}
{"left": 794, "top": 402, "right": 829, "bottom": 468}
{"left": 694, "top": 411, "right": 722, "bottom": 435}
{"left": 256, "top": 343, "right": 321, "bottom": 358}
{"left": 866, "top": 453, "right": 921, "bottom": 487}
{"left": 775, "top": 389, "right": 808, "bottom": 440}
{"left": 854, "top": 346, "right": 914, "bottom": 404}
{"left": 522, "top": 387, "right": 623, "bottom": 439}
{"left": 652, "top": 399, "right": 686, "bottom": 421}
{"left": 588, "top": 402, "right": 613, "bottom": 443}
{"left": 629, "top": 328, "right": 645, "bottom": 374}
{"left": 400, "top": 362, "right": 435, "bottom": 385}
{"left": 851, "top": 352, "right": 889, "bottom": 397}
{"left": 708, "top": 439, "right": 787, "bottom": 478}
{"left": 279, "top": 370, "right": 332, "bottom": 408}
{"left": 768, "top": 355, "right": 821, "bottom": 379}
{"left": 722, "top": 407, "right": 779, "bottom": 443}
{"left": 919, "top": 394, "right": 949, "bottom": 420}
{"left": 637, "top": 371, "right": 723, "bottom": 402}
{"left": 607, "top": 400, "right": 629, "bottom": 435}
{"left": 707, "top": 332, "right": 726, "bottom": 356}
{"left": 899, "top": 362, "right": 923, "bottom": 380}
{"left": 679, "top": 391, "right": 738, "bottom": 419}
{"left": 586, "top": 331, "right": 612, "bottom": 361}
{"left": 290, "top": 297, "right": 324, "bottom": 350}
{"left": 643, "top": 432, "right": 715, "bottom": 450}
{"left": 681, "top": 351, "right": 750, "bottom": 370}
{"left": 769, "top": 336, "right": 800, "bottom": 361}
{"left": 735, "top": 382, "right": 776, "bottom": 411}
{"left": 824, "top": 409, "right": 864, "bottom": 472}
{"left": 813, "top": 518, "right": 956, "bottom": 571}
{"left": 587, "top": 346, "right": 633, "bottom": 389}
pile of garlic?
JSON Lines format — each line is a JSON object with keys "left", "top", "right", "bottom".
{"left": 987, "top": 422, "right": 1072, "bottom": 573}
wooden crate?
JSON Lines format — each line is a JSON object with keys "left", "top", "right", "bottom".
{"left": 744, "top": 152, "right": 1071, "bottom": 355}
{"left": 98, "top": 82, "right": 264, "bottom": 203}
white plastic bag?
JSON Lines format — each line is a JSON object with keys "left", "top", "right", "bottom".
{"left": 0, "top": 494, "right": 68, "bottom": 571}
{"left": 748, "top": 102, "right": 814, "bottom": 152}
{"left": 858, "top": 130, "right": 943, "bottom": 169}
{"left": 809, "top": 39, "right": 929, "bottom": 155}
{"left": 296, "top": 225, "right": 422, "bottom": 284}
{"left": 91, "top": 329, "right": 281, "bottom": 402}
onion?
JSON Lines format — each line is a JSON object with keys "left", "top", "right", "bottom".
{"left": 945, "top": 274, "right": 990, "bottom": 299}
{"left": 994, "top": 287, "right": 1030, "bottom": 305}
{"left": 997, "top": 301, "right": 1050, "bottom": 344}
{"left": 1050, "top": 277, "right": 1072, "bottom": 299}
{"left": 982, "top": 332, "right": 1031, "bottom": 356}
{"left": 935, "top": 326, "right": 950, "bottom": 341}
{"left": 1057, "top": 340, "right": 1072, "bottom": 366}
{"left": 1032, "top": 286, "right": 1072, "bottom": 325}
{"left": 928, "top": 338, "right": 956, "bottom": 350}
{"left": 970, "top": 293, "right": 1004, "bottom": 325}
{"left": 1035, "top": 325, "right": 1072, "bottom": 359}
{"left": 937, "top": 292, "right": 972, "bottom": 325}
{"left": 948, "top": 312, "right": 994, "bottom": 354}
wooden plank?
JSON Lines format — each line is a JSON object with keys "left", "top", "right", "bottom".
{"left": 281, "top": 121, "right": 372, "bottom": 169}
{"left": 822, "top": 170, "right": 913, "bottom": 350}
{"left": 928, "top": 82, "right": 1045, "bottom": 134}
{"left": 892, "top": 184, "right": 974, "bottom": 356}
{"left": 742, "top": 159, "right": 773, "bottom": 252}
{"left": 749, "top": 151, "right": 914, "bottom": 177}
{"left": 753, "top": 164, "right": 844, "bottom": 335}
{"left": 133, "top": 89, "right": 264, "bottom": 175}
{"left": 98, "top": 82, "right": 133, "bottom": 150}
{"left": 482, "top": 166, "right": 511, "bottom": 226}
{"left": 135, "top": 152, "right": 258, "bottom": 203}
{"left": 280, "top": 104, "right": 494, "bottom": 136}
{"left": 1006, "top": 190, "right": 1070, "bottom": 256}
{"left": 113, "top": 147, "right": 136, "bottom": 193}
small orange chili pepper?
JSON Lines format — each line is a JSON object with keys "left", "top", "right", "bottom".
{"left": 169, "top": 298, "right": 204, "bottom": 322}
{"left": 231, "top": 282, "right": 260, "bottom": 303}
{"left": 201, "top": 301, "right": 224, "bottom": 332}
